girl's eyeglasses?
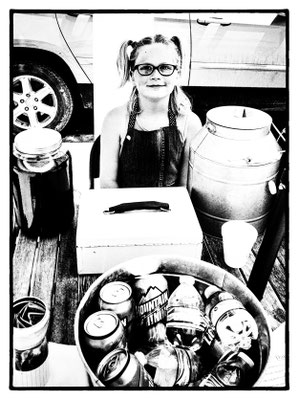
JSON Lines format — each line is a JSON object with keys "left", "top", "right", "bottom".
{"left": 133, "top": 63, "right": 178, "bottom": 77}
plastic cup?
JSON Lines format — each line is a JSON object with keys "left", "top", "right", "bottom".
{"left": 13, "top": 296, "right": 50, "bottom": 387}
{"left": 221, "top": 221, "right": 258, "bottom": 269}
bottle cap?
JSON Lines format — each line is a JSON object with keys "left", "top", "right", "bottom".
{"left": 134, "top": 351, "right": 147, "bottom": 366}
{"left": 204, "top": 285, "right": 221, "bottom": 300}
{"left": 179, "top": 275, "right": 195, "bottom": 285}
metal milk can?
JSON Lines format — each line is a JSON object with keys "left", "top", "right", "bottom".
{"left": 187, "top": 106, "right": 282, "bottom": 237}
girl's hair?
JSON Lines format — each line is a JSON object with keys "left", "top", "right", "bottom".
{"left": 116, "top": 34, "right": 192, "bottom": 116}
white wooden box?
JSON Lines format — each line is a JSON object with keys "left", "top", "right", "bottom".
{"left": 76, "top": 187, "right": 203, "bottom": 274}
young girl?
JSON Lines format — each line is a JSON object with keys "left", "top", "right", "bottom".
{"left": 99, "top": 34, "right": 202, "bottom": 188}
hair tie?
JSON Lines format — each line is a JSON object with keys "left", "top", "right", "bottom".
{"left": 126, "top": 40, "right": 137, "bottom": 59}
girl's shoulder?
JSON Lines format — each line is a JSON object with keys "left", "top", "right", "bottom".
{"left": 179, "top": 109, "right": 203, "bottom": 140}
{"left": 103, "top": 103, "right": 129, "bottom": 126}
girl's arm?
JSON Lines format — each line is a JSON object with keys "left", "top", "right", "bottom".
{"left": 99, "top": 106, "right": 126, "bottom": 188}
{"left": 178, "top": 111, "right": 202, "bottom": 187}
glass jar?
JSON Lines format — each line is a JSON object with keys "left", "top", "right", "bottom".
{"left": 12, "top": 128, "right": 74, "bottom": 236}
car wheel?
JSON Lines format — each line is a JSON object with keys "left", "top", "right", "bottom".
{"left": 13, "top": 61, "right": 74, "bottom": 134}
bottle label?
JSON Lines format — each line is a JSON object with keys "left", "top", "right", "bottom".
{"left": 174, "top": 347, "right": 191, "bottom": 386}
{"left": 209, "top": 299, "right": 245, "bottom": 325}
{"left": 167, "top": 306, "right": 206, "bottom": 330}
{"left": 199, "top": 373, "right": 224, "bottom": 387}
{"left": 136, "top": 288, "right": 168, "bottom": 327}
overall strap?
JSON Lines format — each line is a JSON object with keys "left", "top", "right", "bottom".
{"left": 127, "top": 96, "right": 177, "bottom": 132}
{"left": 168, "top": 106, "right": 177, "bottom": 128}
{"left": 127, "top": 99, "right": 139, "bottom": 131}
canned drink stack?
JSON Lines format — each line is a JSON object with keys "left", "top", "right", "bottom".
{"left": 83, "top": 310, "right": 127, "bottom": 358}
{"left": 133, "top": 274, "right": 168, "bottom": 345}
{"left": 97, "top": 348, "right": 155, "bottom": 387}
{"left": 98, "top": 281, "right": 134, "bottom": 336}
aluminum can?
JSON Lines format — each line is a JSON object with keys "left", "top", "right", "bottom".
{"left": 97, "top": 348, "right": 155, "bottom": 387}
{"left": 83, "top": 310, "right": 126, "bottom": 357}
{"left": 98, "top": 281, "right": 134, "bottom": 336}
{"left": 133, "top": 274, "right": 168, "bottom": 344}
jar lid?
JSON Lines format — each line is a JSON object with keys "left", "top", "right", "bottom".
{"left": 13, "top": 128, "right": 62, "bottom": 156}
{"left": 207, "top": 106, "right": 272, "bottom": 130}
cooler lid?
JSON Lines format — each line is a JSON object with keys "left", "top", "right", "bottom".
{"left": 13, "top": 128, "right": 62, "bottom": 156}
{"left": 207, "top": 106, "right": 272, "bottom": 130}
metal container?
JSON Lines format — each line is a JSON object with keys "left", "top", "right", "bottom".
{"left": 96, "top": 348, "right": 154, "bottom": 387}
{"left": 98, "top": 281, "right": 134, "bottom": 336}
{"left": 74, "top": 255, "right": 271, "bottom": 387}
{"left": 83, "top": 310, "right": 126, "bottom": 357}
{"left": 187, "top": 106, "right": 282, "bottom": 237}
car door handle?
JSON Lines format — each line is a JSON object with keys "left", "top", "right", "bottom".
{"left": 197, "top": 17, "right": 231, "bottom": 26}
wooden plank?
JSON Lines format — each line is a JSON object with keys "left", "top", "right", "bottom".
{"left": 30, "top": 236, "right": 59, "bottom": 310}
{"left": 251, "top": 235, "right": 287, "bottom": 308}
{"left": 48, "top": 207, "right": 79, "bottom": 345}
{"left": 78, "top": 275, "right": 99, "bottom": 305}
{"left": 12, "top": 231, "right": 37, "bottom": 300}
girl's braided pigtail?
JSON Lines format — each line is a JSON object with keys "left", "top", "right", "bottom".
{"left": 116, "top": 40, "right": 136, "bottom": 87}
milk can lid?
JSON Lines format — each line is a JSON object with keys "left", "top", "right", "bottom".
{"left": 13, "top": 128, "right": 62, "bottom": 156}
{"left": 207, "top": 106, "right": 272, "bottom": 130}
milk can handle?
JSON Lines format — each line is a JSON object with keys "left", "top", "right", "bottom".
{"left": 268, "top": 180, "right": 277, "bottom": 195}
{"left": 207, "top": 122, "right": 216, "bottom": 134}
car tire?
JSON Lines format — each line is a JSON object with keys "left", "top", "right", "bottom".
{"left": 13, "top": 61, "right": 74, "bottom": 134}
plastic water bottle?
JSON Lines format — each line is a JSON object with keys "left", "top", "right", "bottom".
{"left": 198, "top": 350, "right": 254, "bottom": 387}
{"left": 166, "top": 276, "right": 208, "bottom": 350}
{"left": 203, "top": 285, "right": 259, "bottom": 351}
{"left": 135, "top": 341, "right": 203, "bottom": 387}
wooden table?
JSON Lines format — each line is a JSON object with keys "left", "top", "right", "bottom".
{"left": 12, "top": 191, "right": 286, "bottom": 345}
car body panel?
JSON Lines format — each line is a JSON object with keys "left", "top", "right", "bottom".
{"left": 13, "top": 13, "right": 92, "bottom": 84}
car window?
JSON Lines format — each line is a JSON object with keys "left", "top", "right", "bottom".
{"left": 189, "top": 12, "right": 286, "bottom": 87}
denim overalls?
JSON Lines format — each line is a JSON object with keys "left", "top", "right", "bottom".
{"left": 117, "top": 104, "right": 185, "bottom": 187}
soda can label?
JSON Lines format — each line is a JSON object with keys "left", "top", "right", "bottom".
{"left": 97, "top": 348, "right": 154, "bottom": 387}
{"left": 83, "top": 311, "right": 126, "bottom": 354}
{"left": 134, "top": 275, "right": 168, "bottom": 328}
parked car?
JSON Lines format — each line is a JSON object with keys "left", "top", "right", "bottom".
{"left": 12, "top": 11, "right": 286, "bottom": 135}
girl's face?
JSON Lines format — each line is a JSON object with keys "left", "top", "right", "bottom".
{"left": 131, "top": 43, "right": 180, "bottom": 101}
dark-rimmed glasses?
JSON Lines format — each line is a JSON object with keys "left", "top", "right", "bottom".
{"left": 133, "top": 63, "right": 178, "bottom": 77}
